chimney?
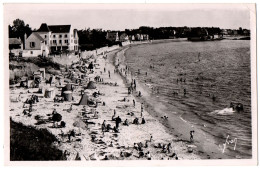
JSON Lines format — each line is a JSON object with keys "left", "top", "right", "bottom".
{"left": 24, "top": 33, "right": 27, "bottom": 49}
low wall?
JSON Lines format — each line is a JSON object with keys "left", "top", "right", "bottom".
{"left": 22, "top": 50, "right": 42, "bottom": 57}
{"left": 10, "top": 49, "right": 22, "bottom": 56}
{"left": 80, "top": 40, "right": 149, "bottom": 59}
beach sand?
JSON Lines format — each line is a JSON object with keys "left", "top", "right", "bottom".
{"left": 9, "top": 46, "right": 201, "bottom": 161}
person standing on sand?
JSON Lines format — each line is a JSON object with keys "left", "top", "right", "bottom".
{"left": 115, "top": 116, "right": 122, "bottom": 129}
{"left": 108, "top": 70, "right": 110, "bottom": 78}
{"left": 133, "top": 99, "right": 135, "bottom": 107}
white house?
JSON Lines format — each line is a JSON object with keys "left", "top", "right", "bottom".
{"left": 23, "top": 23, "right": 79, "bottom": 57}
{"left": 106, "top": 32, "right": 119, "bottom": 42}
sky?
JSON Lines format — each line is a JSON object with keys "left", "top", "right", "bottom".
{"left": 4, "top": 3, "right": 252, "bottom": 31}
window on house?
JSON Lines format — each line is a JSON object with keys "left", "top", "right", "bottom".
{"left": 30, "top": 42, "right": 35, "bottom": 48}
{"left": 45, "top": 40, "right": 47, "bottom": 45}
{"left": 59, "top": 35, "right": 62, "bottom": 38}
{"left": 53, "top": 40, "right": 57, "bottom": 44}
{"left": 59, "top": 40, "right": 62, "bottom": 44}
{"left": 65, "top": 40, "right": 68, "bottom": 43}
{"left": 74, "top": 40, "right": 77, "bottom": 44}
{"left": 31, "top": 51, "right": 33, "bottom": 54}
{"left": 65, "top": 34, "right": 68, "bottom": 38}
{"left": 45, "top": 35, "right": 47, "bottom": 38}
{"left": 71, "top": 34, "right": 73, "bottom": 37}
{"left": 53, "top": 35, "right": 56, "bottom": 38}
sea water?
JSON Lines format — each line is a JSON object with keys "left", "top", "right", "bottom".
{"left": 124, "top": 39, "right": 251, "bottom": 159}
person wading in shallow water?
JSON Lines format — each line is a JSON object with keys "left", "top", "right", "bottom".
{"left": 190, "top": 130, "right": 195, "bottom": 143}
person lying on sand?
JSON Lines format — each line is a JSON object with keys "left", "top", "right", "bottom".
{"left": 113, "top": 126, "right": 119, "bottom": 133}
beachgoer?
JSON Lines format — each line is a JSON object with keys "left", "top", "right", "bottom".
{"left": 190, "top": 130, "right": 195, "bottom": 142}
{"left": 113, "top": 126, "right": 119, "bottom": 133}
{"left": 146, "top": 151, "right": 151, "bottom": 160}
{"left": 101, "top": 120, "right": 106, "bottom": 132}
{"left": 184, "top": 89, "right": 187, "bottom": 96}
{"left": 134, "top": 143, "right": 139, "bottom": 150}
{"left": 115, "top": 116, "right": 122, "bottom": 128}
{"left": 133, "top": 99, "right": 135, "bottom": 107}
{"left": 52, "top": 109, "right": 57, "bottom": 115}
{"left": 141, "top": 117, "right": 146, "bottom": 124}
{"left": 138, "top": 91, "right": 142, "bottom": 97}
{"left": 109, "top": 141, "right": 113, "bottom": 147}
{"left": 133, "top": 117, "right": 139, "bottom": 125}
{"left": 112, "top": 113, "right": 116, "bottom": 121}
{"left": 123, "top": 119, "right": 129, "bottom": 126}
{"left": 141, "top": 103, "right": 144, "bottom": 113}
{"left": 167, "top": 143, "right": 172, "bottom": 153}
{"left": 150, "top": 135, "right": 153, "bottom": 142}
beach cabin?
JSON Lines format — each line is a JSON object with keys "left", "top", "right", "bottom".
{"left": 9, "top": 38, "right": 23, "bottom": 56}
{"left": 33, "top": 71, "right": 42, "bottom": 82}
{"left": 39, "top": 68, "right": 46, "bottom": 79}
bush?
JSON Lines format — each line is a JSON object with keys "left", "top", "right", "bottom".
{"left": 10, "top": 119, "right": 65, "bottom": 160}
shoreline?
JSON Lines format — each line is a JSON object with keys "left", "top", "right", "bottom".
{"left": 114, "top": 43, "right": 240, "bottom": 159}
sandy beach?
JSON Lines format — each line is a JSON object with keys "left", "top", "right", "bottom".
{"left": 9, "top": 44, "right": 203, "bottom": 161}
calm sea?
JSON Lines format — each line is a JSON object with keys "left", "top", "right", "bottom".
{"left": 124, "top": 39, "right": 251, "bottom": 159}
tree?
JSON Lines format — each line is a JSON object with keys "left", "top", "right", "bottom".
{"left": 9, "top": 18, "right": 33, "bottom": 44}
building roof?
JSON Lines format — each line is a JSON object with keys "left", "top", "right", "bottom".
{"left": 48, "top": 25, "right": 71, "bottom": 33}
{"left": 9, "top": 38, "right": 22, "bottom": 45}
{"left": 37, "top": 23, "right": 50, "bottom": 32}
{"left": 31, "top": 32, "right": 45, "bottom": 41}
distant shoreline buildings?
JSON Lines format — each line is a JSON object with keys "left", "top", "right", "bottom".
{"left": 9, "top": 20, "right": 250, "bottom": 57}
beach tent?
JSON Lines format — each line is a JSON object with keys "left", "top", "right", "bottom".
{"left": 86, "top": 81, "right": 96, "bottom": 89}
{"left": 78, "top": 93, "right": 89, "bottom": 105}
{"left": 49, "top": 75, "right": 56, "bottom": 84}
{"left": 62, "top": 83, "right": 74, "bottom": 94}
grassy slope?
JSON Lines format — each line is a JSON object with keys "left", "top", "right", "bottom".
{"left": 10, "top": 119, "right": 65, "bottom": 161}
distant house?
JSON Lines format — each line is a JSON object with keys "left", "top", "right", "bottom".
{"left": 221, "top": 29, "right": 228, "bottom": 35}
{"left": 129, "top": 35, "right": 135, "bottom": 41}
{"left": 134, "top": 34, "right": 141, "bottom": 41}
{"left": 23, "top": 23, "right": 79, "bottom": 57}
{"left": 143, "top": 34, "right": 149, "bottom": 40}
{"left": 9, "top": 38, "right": 23, "bottom": 56}
{"left": 106, "top": 32, "right": 119, "bottom": 42}
{"left": 119, "top": 33, "right": 129, "bottom": 42}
